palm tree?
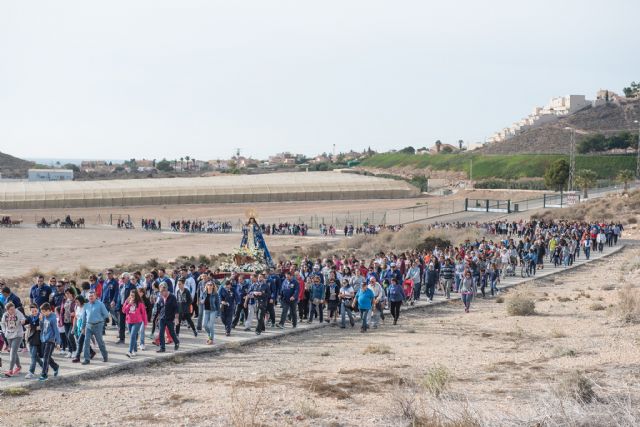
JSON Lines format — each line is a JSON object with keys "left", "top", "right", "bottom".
{"left": 575, "top": 169, "right": 597, "bottom": 198}
{"left": 180, "top": 157, "right": 184, "bottom": 171}
{"left": 617, "top": 169, "right": 634, "bottom": 192}
{"left": 185, "top": 155, "right": 190, "bottom": 170}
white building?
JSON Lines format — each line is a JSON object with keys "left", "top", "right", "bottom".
{"left": 487, "top": 94, "right": 595, "bottom": 144}
{"left": 28, "top": 169, "right": 74, "bottom": 182}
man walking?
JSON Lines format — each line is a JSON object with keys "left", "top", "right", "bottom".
{"left": 277, "top": 272, "right": 299, "bottom": 329}
{"left": 81, "top": 291, "right": 109, "bottom": 365}
{"left": 155, "top": 284, "right": 180, "bottom": 353}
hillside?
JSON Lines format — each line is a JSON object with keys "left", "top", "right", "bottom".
{"left": 359, "top": 153, "right": 636, "bottom": 180}
{"left": 0, "top": 151, "right": 34, "bottom": 178}
{"left": 480, "top": 98, "right": 640, "bottom": 154}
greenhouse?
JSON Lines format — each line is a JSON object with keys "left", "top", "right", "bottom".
{"left": 0, "top": 171, "right": 419, "bottom": 209}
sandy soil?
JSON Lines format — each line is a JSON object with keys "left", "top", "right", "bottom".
{"left": 2, "top": 247, "right": 638, "bottom": 426}
{"left": 0, "top": 227, "right": 334, "bottom": 280}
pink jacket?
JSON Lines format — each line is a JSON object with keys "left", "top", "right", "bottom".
{"left": 122, "top": 301, "right": 148, "bottom": 326}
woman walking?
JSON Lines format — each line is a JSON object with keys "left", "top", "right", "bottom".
{"left": 202, "top": 281, "right": 220, "bottom": 345}
{"left": 387, "top": 278, "right": 405, "bottom": 325}
{"left": 60, "top": 289, "right": 77, "bottom": 358}
{"left": 460, "top": 270, "right": 476, "bottom": 313}
{"left": 1, "top": 302, "right": 26, "bottom": 376}
{"left": 122, "top": 290, "right": 147, "bottom": 358}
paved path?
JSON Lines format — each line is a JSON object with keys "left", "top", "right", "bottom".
{"left": 0, "top": 241, "right": 626, "bottom": 392}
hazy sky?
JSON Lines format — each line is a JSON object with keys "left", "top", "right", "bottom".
{"left": 1, "top": 1, "right": 638, "bottom": 161}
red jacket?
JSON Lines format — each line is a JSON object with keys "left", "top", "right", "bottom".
{"left": 122, "top": 301, "right": 148, "bottom": 326}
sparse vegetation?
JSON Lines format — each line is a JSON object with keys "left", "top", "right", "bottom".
{"left": 506, "top": 293, "right": 536, "bottom": 316}
{"left": 550, "top": 328, "right": 567, "bottom": 338}
{"left": 422, "top": 365, "right": 451, "bottom": 398}
{"left": 558, "top": 371, "right": 596, "bottom": 403}
{"left": 362, "top": 344, "right": 392, "bottom": 355}
{"left": 617, "top": 285, "right": 640, "bottom": 324}
{"left": 1, "top": 386, "right": 30, "bottom": 397}
{"left": 589, "top": 303, "right": 606, "bottom": 311}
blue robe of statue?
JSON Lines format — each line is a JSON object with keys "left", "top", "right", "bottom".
{"left": 241, "top": 222, "right": 274, "bottom": 267}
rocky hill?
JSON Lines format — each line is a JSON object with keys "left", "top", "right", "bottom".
{"left": 480, "top": 98, "right": 640, "bottom": 154}
{"left": 0, "top": 151, "right": 34, "bottom": 178}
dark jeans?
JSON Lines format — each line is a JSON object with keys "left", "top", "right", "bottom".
{"left": 41, "top": 341, "right": 59, "bottom": 377}
{"left": 256, "top": 305, "right": 267, "bottom": 333}
{"left": 63, "top": 323, "right": 76, "bottom": 353}
{"left": 176, "top": 313, "right": 196, "bottom": 336}
{"left": 75, "top": 333, "right": 95, "bottom": 359}
{"left": 426, "top": 282, "right": 436, "bottom": 300}
{"left": 390, "top": 301, "right": 402, "bottom": 321}
{"left": 220, "top": 305, "right": 234, "bottom": 334}
{"left": 309, "top": 302, "right": 324, "bottom": 323}
{"left": 118, "top": 310, "right": 126, "bottom": 341}
{"left": 232, "top": 303, "right": 247, "bottom": 327}
{"left": 413, "top": 282, "right": 422, "bottom": 300}
{"left": 267, "top": 302, "right": 276, "bottom": 326}
{"left": 29, "top": 344, "right": 43, "bottom": 374}
{"left": 298, "top": 298, "right": 309, "bottom": 319}
{"left": 279, "top": 300, "right": 297, "bottom": 327}
{"left": 158, "top": 318, "right": 180, "bottom": 350}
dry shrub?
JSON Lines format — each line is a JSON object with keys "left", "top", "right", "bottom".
{"left": 362, "top": 344, "right": 392, "bottom": 355}
{"left": 557, "top": 296, "right": 572, "bottom": 302}
{"left": 506, "top": 293, "right": 536, "bottom": 316}
{"left": 495, "top": 296, "right": 504, "bottom": 304}
{"left": 589, "top": 303, "right": 606, "bottom": 311}
{"left": 550, "top": 328, "right": 567, "bottom": 338}
{"left": 617, "top": 285, "right": 640, "bottom": 324}
{"left": 423, "top": 365, "right": 451, "bottom": 398}
{"left": 558, "top": 371, "right": 596, "bottom": 404}
{"left": 297, "top": 400, "right": 322, "bottom": 419}
{"left": 552, "top": 347, "right": 577, "bottom": 358}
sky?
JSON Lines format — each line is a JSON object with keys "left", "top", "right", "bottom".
{"left": 1, "top": 0, "right": 639, "bottom": 161}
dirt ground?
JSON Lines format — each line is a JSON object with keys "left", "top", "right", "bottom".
{"left": 2, "top": 247, "right": 638, "bottom": 427}
{"left": 0, "top": 189, "right": 541, "bottom": 283}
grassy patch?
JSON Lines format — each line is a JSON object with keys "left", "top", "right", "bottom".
{"left": 362, "top": 344, "right": 392, "bottom": 355}
{"left": 422, "top": 365, "right": 451, "bottom": 398}
{"left": 1, "top": 386, "right": 30, "bottom": 397}
{"left": 360, "top": 152, "right": 636, "bottom": 180}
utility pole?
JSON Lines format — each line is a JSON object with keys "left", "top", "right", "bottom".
{"left": 565, "top": 127, "right": 576, "bottom": 191}
{"left": 469, "top": 159, "right": 473, "bottom": 181}
{"left": 635, "top": 120, "right": 640, "bottom": 180}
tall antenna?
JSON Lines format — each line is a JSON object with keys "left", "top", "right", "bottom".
{"left": 234, "top": 148, "right": 242, "bottom": 158}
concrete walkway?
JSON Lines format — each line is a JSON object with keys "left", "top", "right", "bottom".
{"left": 0, "top": 241, "right": 626, "bottom": 393}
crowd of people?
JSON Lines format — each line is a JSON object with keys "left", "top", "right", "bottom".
{"left": 0, "top": 219, "right": 622, "bottom": 383}
{"left": 170, "top": 220, "right": 233, "bottom": 233}
{"left": 258, "top": 223, "right": 308, "bottom": 236}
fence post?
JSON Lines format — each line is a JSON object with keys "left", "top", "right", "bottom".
{"left": 485, "top": 199, "right": 489, "bottom": 212}
{"left": 464, "top": 198, "right": 468, "bottom": 211}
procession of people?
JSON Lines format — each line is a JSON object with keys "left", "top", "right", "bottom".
{"left": 0, "top": 217, "right": 623, "bottom": 383}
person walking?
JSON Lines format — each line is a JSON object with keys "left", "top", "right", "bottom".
{"left": 218, "top": 279, "right": 237, "bottom": 336}
{"left": 460, "top": 270, "right": 476, "bottom": 313}
{"left": 202, "top": 281, "right": 220, "bottom": 345}
{"left": 175, "top": 279, "right": 197, "bottom": 337}
{"left": 387, "top": 278, "right": 405, "bottom": 325}
{"left": 38, "top": 303, "right": 61, "bottom": 381}
{"left": 277, "top": 272, "right": 299, "bottom": 329}
{"left": 155, "top": 284, "right": 180, "bottom": 353}
{"left": 1, "top": 302, "right": 26, "bottom": 377}
{"left": 24, "top": 304, "right": 44, "bottom": 379}
{"left": 440, "top": 258, "right": 455, "bottom": 300}
{"left": 80, "top": 291, "right": 109, "bottom": 365}
{"left": 339, "top": 279, "right": 355, "bottom": 328}
{"left": 122, "top": 290, "right": 147, "bottom": 358}
{"left": 353, "top": 281, "right": 374, "bottom": 332}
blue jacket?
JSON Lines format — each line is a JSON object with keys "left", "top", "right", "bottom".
{"left": 155, "top": 294, "right": 179, "bottom": 321}
{"left": 102, "top": 278, "right": 119, "bottom": 304}
{"left": 30, "top": 284, "right": 52, "bottom": 307}
{"left": 388, "top": 284, "right": 406, "bottom": 302}
{"left": 280, "top": 279, "right": 299, "bottom": 302}
{"left": 233, "top": 281, "right": 249, "bottom": 304}
{"left": 218, "top": 286, "right": 237, "bottom": 308}
{"left": 310, "top": 283, "right": 325, "bottom": 301}
{"left": 356, "top": 288, "right": 375, "bottom": 310}
{"left": 40, "top": 313, "right": 61, "bottom": 344}
{"left": 202, "top": 290, "right": 220, "bottom": 312}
